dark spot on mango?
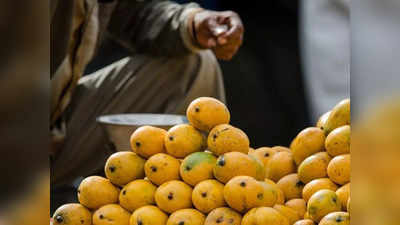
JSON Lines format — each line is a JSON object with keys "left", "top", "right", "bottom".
{"left": 185, "top": 165, "right": 191, "bottom": 171}
{"left": 257, "top": 193, "right": 263, "bottom": 199}
{"left": 179, "top": 221, "right": 185, "bottom": 225}
{"left": 122, "top": 190, "right": 126, "bottom": 195}
{"left": 332, "top": 197, "right": 338, "bottom": 203}
{"left": 109, "top": 166, "right": 116, "bottom": 173}
{"left": 228, "top": 218, "right": 234, "bottom": 223}
{"left": 151, "top": 166, "right": 157, "bottom": 172}
{"left": 137, "top": 220, "right": 143, "bottom": 225}
{"left": 169, "top": 136, "right": 174, "bottom": 141}
{"left": 240, "top": 181, "right": 246, "bottom": 187}
{"left": 195, "top": 107, "right": 200, "bottom": 112}
{"left": 336, "top": 216, "right": 343, "bottom": 222}
{"left": 99, "top": 215, "right": 104, "bottom": 219}
{"left": 296, "top": 181, "right": 305, "bottom": 188}
{"left": 168, "top": 192, "right": 174, "bottom": 200}
{"left": 213, "top": 134, "right": 217, "bottom": 141}
{"left": 216, "top": 217, "right": 223, "bottom": 223}
{"left": 264, "top": 153, "right": 270, "bottom": 157}
{"left": 81, "top": 220, "right": 84, "bottom": 224}
{"left": 218, "top": 156, "right": 225, "bottom": 166}
{"left": 136, "top": 141, "right": 141, "bottom": 147}
{"left": 201, "top": 192, "right": 207, "bottom": 198}
{"left": 55, "top": 215, "right": 64, "bottom": 223}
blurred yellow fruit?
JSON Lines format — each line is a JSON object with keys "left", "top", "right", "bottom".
{"left": 130, "top": 205, "right": 168, "bottom": 225}
{"left": 52, "top": 203, "right": 91, "bottom": 225}
{"left": 166, "top": 209, "right": 205, "bottom": 225}
{"left": 298, "top": 152, "right": 332, "bottom": 184}
{"left": 204, "top": 207, "right": 242, "bottom": 225}
{"left": 327, "top": 154, "right": 351, "bottom": 185}
{"left": 290, "top": 127, "right": 326, "bottom": 165}
{"left": 325, "top": 125, "right": 350, "bottom": 157}
{"left": 277, "top": 173, "right": 305, "bottom": 201}
{"left": 92, "top": 204, "right": 130, "bottom": 225}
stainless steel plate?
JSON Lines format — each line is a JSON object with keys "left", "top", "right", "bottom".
{"left": 97, "top": 114, "right": 187, "bottom": 152}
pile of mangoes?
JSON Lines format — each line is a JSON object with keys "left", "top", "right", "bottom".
{"left": 52, "top": 97, "right": 350, "bottom": 225}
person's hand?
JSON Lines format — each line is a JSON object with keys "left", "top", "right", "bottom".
{"left": 193, "top": 10, "right": 244, "bottom": 60}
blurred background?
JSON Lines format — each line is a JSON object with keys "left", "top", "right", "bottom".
{"left": 1, "top": 0, "right": 400, "bottom": 224}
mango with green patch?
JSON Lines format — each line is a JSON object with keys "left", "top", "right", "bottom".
{"left": 180, "top": 152, "right": 217, "bottom": 186}
{"left": 302, "top": 178, "right": 338, "bottom": 202}
{"left": 322, "top": 99, "right": 350, "bottom": 135}
{"left": 307, "top": 190, "right": 342, "bottom": 222}
{"left": 298, "top": 152, "right": 332, "bottom": 184}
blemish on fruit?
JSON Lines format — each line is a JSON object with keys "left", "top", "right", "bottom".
{"left": 240, "top": 181, "right": 246, "bottom": 187}
{"left": 109, "top": 166, "right": 116, "bottom": 172}
{"left": 201, "top": 192, "right": 207, "bottom": 198}
{"left": 168, "top": 192, "right": 174, "bottom": 200}
{"left": 151, "top": 166, "right": 157, "bottom": 172}
{"left": 218, "top": 156, "right": 225, "bottom": 166}
{"left": 55, "top": 215, "right": 63, "bottom": 223}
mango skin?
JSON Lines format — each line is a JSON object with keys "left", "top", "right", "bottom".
{"left": 336, "top": 183, "right": 350, "bottom": 211}
{"left": 208, "top": 124, "right": 250, "bottom": 156}
{"left": 290, "top": 127, "right": 326, "bottom": 165}
{"left": 241, "top": 207, "right": 289, "bottom": 225}
{"left": 154, "top": 180, "right": 193, "bottom": 213}
{"left": 186, "top": 97, "right": 230, "bottom": 132}
{"left": 130, "top": 205, "right": 168, "bottom": 225}
{"left": 302, "top": 178, "right": 338, "bottom": 202}
{"left": 285, "top": 198, "right": 307, "bottom": 218}
{"left": 273, "top": 204, "right": 301, "bottom": 225}
{"left": 52, "top": 203, "right": 92, "bottom": 225}
{"left": 316, "top": 111, "right": 331, "bottom": 129}
{"left": 92, "top": 204, "right": 130, "bottom": 225}
{"left": 323, "top": 99, "right": 350, "bottom": 135}
{"left": 166, "top": 209, "right": 205, "bottom": 225}
{"left": 293, "top": 219, "right": 315, "bottom": 225}
{"left": 319, "top": 212, "right": 350, "bottom": 225}
{"left": 104, "top": 152, "right": 146, "bottom": 187}
{"left": 325, "top": 125, "right": 350, "bottom": 157}
{"left": 264, "top": 178, "right": 285, "bottom": 204}
{"left": 277, "top": 173, "right": 305, "bottom": 201}
{"left": 307, "top": 190, "right": 342, "bottom": 222}
{"left": 130, "top": 126, "right": 167, "bottom": 158}
{"left": 192, "top": 179, "right": 226, "bottom": 213}
{"left": 265, "top": 151, "right": 296, "bottom": 182}
{"left": 327, "top": 154, "right": 351, "bottom": 185}
{"left": 224, "top": 176, "right": 276, "bottom": 213}
{"left": 77, "top": 176, "right": 120, "bottom": 210}
{"left": 180, "top": 152, "right": 217, "bottom": 186}
{"left": 249, "top": 147, "right": 278, "bottom": 168}
{"left": 213, "top": 152, "right": 262, "bottom": 184}
{"left": 119, "top": 179, "right": 156, "bottom": 212}
{"left": 298, "top": 152, "right": 332, "bottom": 184}
{"left": 164, "top": 124, "right": 207, "bottom": 158}
{"left": 144, "top": 153, "right": 180, "bottom": 186}
{"left": 204, "top": 207, "right": 242, "bottom": 225}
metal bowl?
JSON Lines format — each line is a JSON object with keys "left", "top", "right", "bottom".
{"left": 97, "top": 114, "right": 187, "bottom": 152}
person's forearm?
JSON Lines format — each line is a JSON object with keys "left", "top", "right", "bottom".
{"left": 107, "top": 0, "right": 204, "bottom": 57}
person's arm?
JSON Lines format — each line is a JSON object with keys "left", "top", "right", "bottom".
{"left": 105, "top": 0, "right": 244, "bottom": 59}
{"left": 106, "top": 0, "right": 204, "bottom": 57}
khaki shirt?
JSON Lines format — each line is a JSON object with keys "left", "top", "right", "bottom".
{"left": 50, "top": 0, "right": 203, "bottom": 153}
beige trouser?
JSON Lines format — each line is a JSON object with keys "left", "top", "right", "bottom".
{"left": 51, "top": 50, "right": 225, "bottom": 186}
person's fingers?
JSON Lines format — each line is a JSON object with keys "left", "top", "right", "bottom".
{"left": 207, "top": 38, "right": 217, "bottom": 48}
